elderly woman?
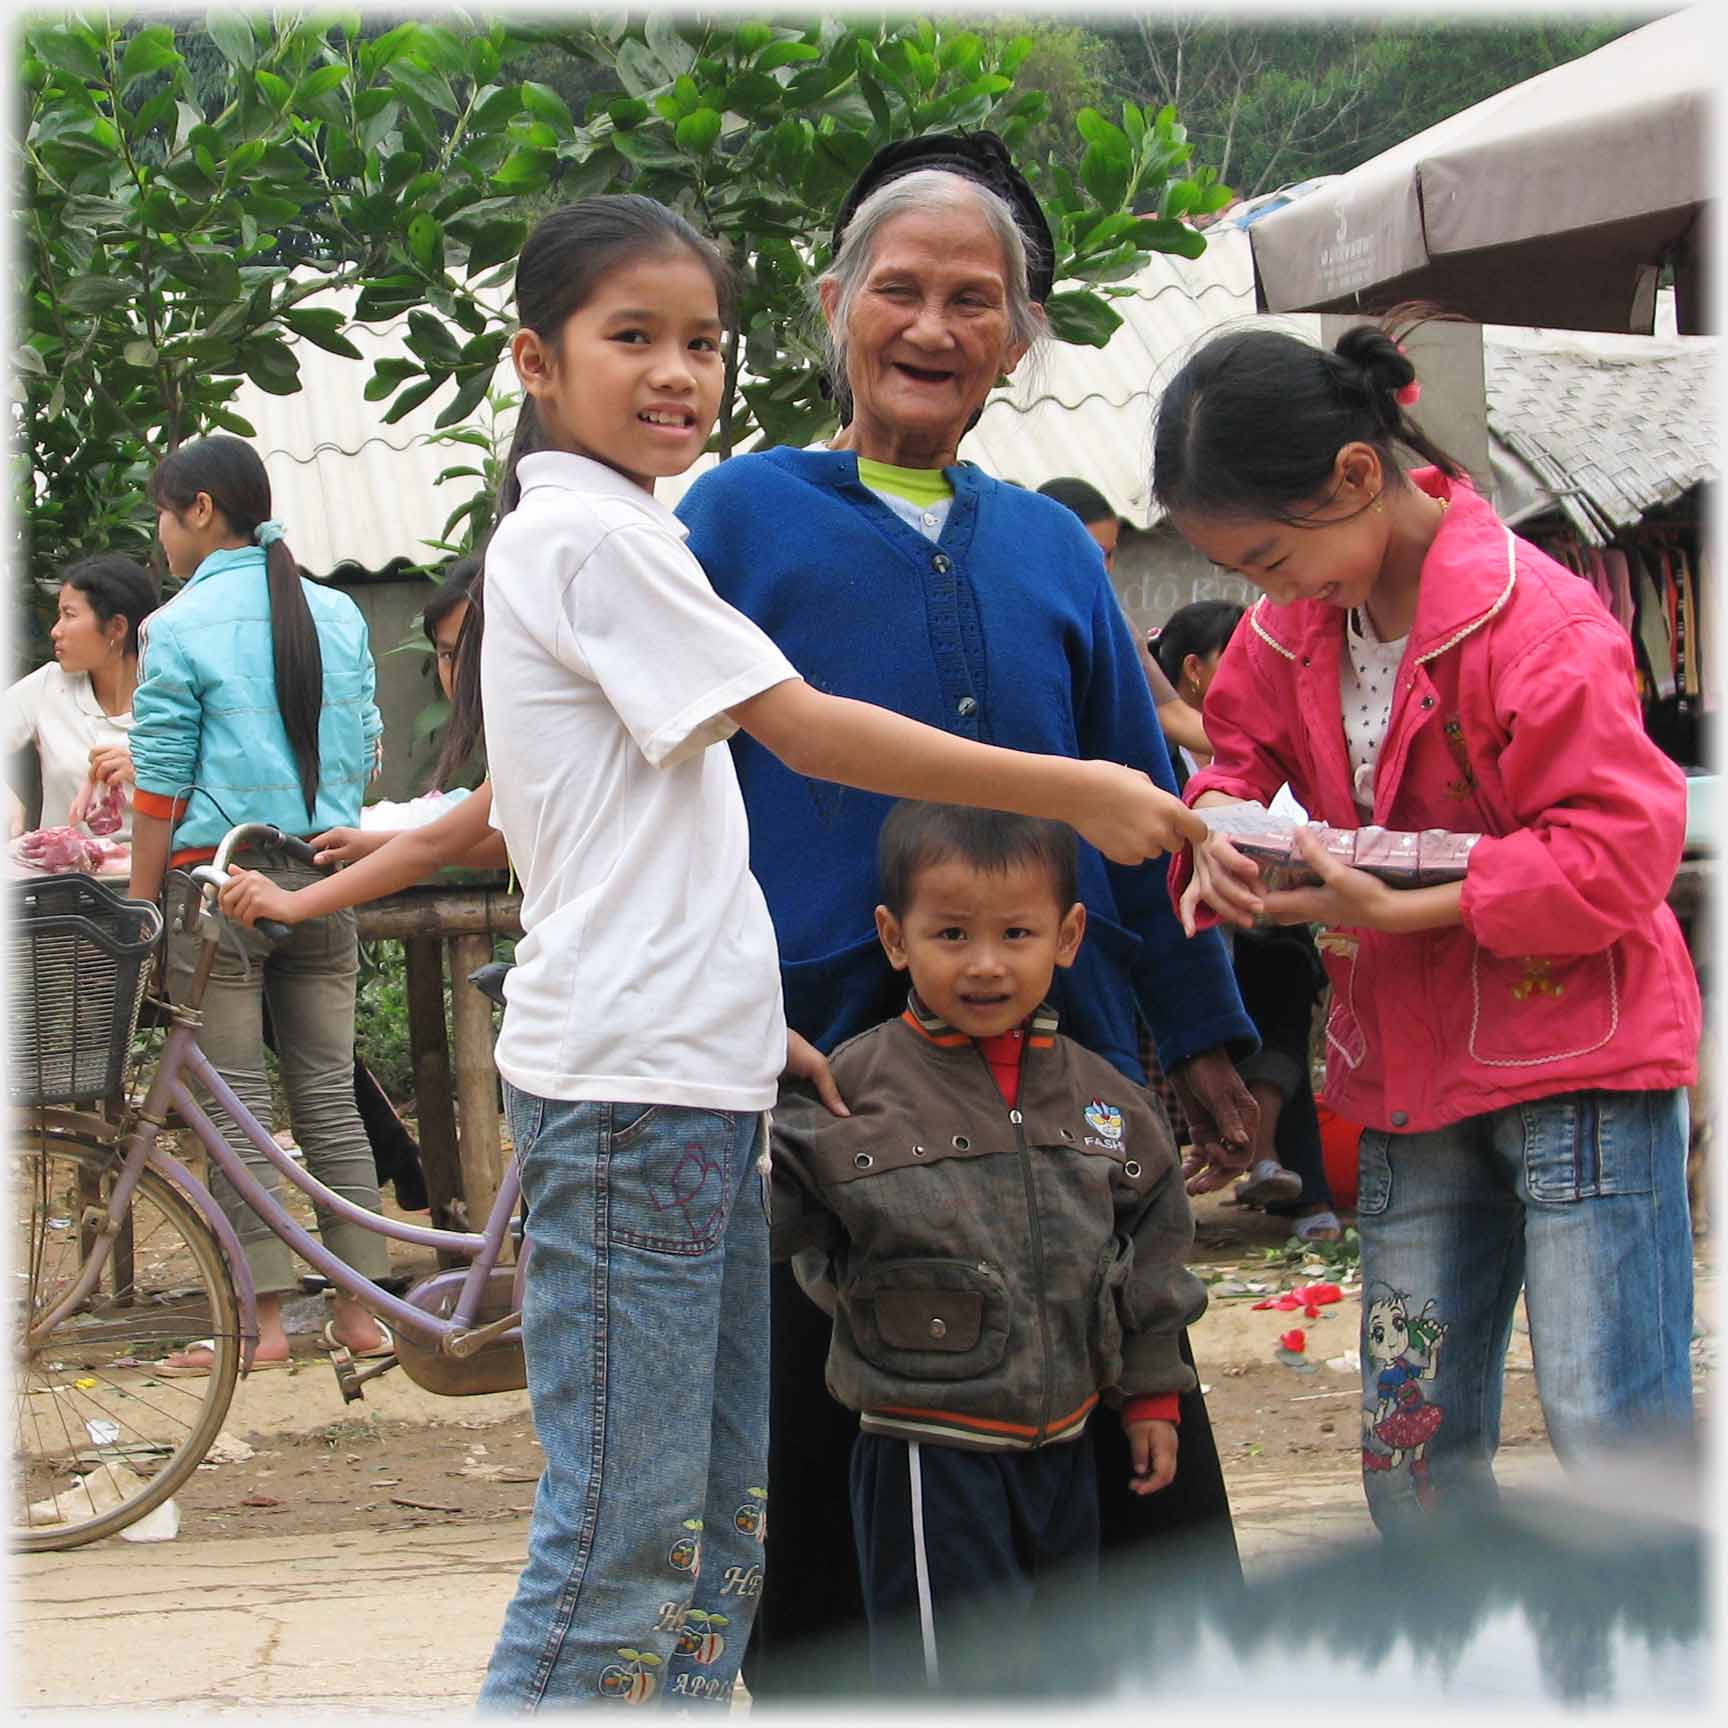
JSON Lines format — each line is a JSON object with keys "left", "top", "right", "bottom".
{"left": 679, "top": 133, "right": 1259, "bottom": 1686}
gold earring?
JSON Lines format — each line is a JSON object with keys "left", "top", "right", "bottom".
{"left": 1371, "top": 493, "right": 1385, "bottom": 514}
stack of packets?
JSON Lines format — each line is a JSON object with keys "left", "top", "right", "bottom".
{"left": 1199, "top": 801, "right": 1482, "bottom": 892}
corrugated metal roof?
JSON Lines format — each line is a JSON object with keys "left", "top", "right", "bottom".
{"left": 231, "top": 282, "right": 513, "bottom": 577}
{"left": 238, "top": 230, "right": 1713, "bottom": 569}
{"left": 1481, "top": 320, "right": 1718, "bottom": 543}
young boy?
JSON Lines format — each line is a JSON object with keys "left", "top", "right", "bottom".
{"left": 770, "top": 801, "right": 1207, "bottom": 1693}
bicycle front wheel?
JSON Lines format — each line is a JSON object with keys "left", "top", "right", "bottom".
{"left": 12, "top": 1133, "right": 240, "bottom": 1550}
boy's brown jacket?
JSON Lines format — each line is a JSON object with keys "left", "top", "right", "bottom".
{"left": 770, "top": 998, "right": 1207, "bottom": 1452}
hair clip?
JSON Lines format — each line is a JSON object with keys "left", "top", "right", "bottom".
{"left": 1395, "top": 381, "right": 1422, "bottom": 408}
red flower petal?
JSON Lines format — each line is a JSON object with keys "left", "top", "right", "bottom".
{"left": 1279, "top": 1329, "right": 1307, "bottom": 1353}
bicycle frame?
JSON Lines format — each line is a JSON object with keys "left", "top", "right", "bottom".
{"left": 25, "top": 827, "right": 525, "bottom": 1378}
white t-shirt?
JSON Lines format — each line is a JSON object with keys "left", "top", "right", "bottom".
{"left": 2, "top": 661, "right": 135, "bottom": 839}
{"left": 480, "top": 451, "right": 801, "bottom": 1110}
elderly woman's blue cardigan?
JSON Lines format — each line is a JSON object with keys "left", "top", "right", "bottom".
{"left": 678, "top": 446, "right": 1255, "bottom": 1082}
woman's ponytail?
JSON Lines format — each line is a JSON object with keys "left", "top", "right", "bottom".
{"left": 434, "top": 569, "right": 486, "bottom": 790}
{"left": 258, "top": 524, "right": 325, "bottom": 818}
{"left": 441, "top": 399, "right": 538, "bottom": 793}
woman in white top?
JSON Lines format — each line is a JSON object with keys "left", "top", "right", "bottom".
{"left": 4, "top": 553, "right": 158, "bottom": 843}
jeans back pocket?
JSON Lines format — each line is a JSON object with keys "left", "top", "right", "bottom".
{"left": 606, "top": 1104, "right": 740, "bottom": 1255}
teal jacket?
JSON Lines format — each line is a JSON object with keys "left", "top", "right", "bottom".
{"left": 130, "top": 546, "right": 381, "bottom": 859}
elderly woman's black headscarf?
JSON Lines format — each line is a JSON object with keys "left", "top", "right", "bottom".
{"left": 830, "top": 130, "right": 1055, "bottom": 304}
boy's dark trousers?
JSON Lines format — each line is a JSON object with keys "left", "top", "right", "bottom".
{"left": 744, "top": 1266, "right": 1241, "bottom": 1697}
{"left": 848, "top": 1429, "right": 1100, "bottom": 1696}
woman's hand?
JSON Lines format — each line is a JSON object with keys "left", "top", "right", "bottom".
{"left": 1072, "top": 762, "right": 1207, "bottom": 865}
{"left": 87, "top": 742, "right": 134, "bottom": 787}
{"left": 310, "top": 826, "right": 384, "bottom": 868}
{"left": 1178, "top": 830, "right": 1265, "bottom": 934}
{"left": 218, "top": 866, "right": 302, "bottom": 929}
{"left": 785, "top": 1028, "right": 849, "bottom": 1118}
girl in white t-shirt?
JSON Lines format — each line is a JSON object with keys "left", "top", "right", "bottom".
{"left": 3, "top": 553, "right": 158, "bottom": 845}
{"left": 436, "top": 194, "right": 1203, "bottom": 1713}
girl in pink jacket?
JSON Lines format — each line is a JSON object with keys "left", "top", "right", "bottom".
{"left": 1153, "top": 320, "right": 1699, "bottom": 1528}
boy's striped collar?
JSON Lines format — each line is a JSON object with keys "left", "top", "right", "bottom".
{"left": 900, "top": 991, "right": 1060, "bottom": 1048}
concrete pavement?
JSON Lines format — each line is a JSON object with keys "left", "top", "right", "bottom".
{"left": 10, "top": 1457, "right": 1570, "bottom": 1717}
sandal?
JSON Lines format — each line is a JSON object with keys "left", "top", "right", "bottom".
{"left": 1235, "top": 1158, "right": 1305, "bottom": 1207}
{"left": 1291, "top": 1209, "right": 1344, "bottom": 1244}
{"left": 319, "top": 1319, "right": 395, "bottom": 1360}
{"left": 155, "top": 1339, "right": 290, "bottom": 1378}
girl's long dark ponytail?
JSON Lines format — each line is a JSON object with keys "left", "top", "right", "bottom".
{"left": 438, "top": 401, "right": 538, "bottom": 786}
{"left": 151, "top": 434, "right": 324, "bottom": 819}
{"left": 263, "top": 535, "right": 324, "bottom": 818}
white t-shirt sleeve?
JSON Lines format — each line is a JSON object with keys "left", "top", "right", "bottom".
{"left": 2, "top": 663, "right": 46, "bottom": 757}
{"left": 560, "top": 522, "right": 799, "bottom": 769}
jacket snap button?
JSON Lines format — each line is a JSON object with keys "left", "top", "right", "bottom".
{"left": 929, "top": 1317, "right": 947, "bottom": 1339}
{"left": 853, "top": 1152, "right": 873, "bottom": 1168}
{"left": 1421, "top": 695, "right": 1435, "bottom": 709}
{"left": 956, "top": 695, "right": 977, "bottom": 717}
{"left": 1391, "top": 1111, "right": 1409, "bottom": 1128}
{"left": 933, "top": 553, "right": 951, "bottom": 573}
{"left": 952, "top": 1135, "right": 970, "bottom": 1150}
{"left": 912, "top": 1145, "right": 926, "bottom": 1156}
{"left": 1301, "top": 656, "right": 1311, "bottom": 667}
{"left": 1124, "top": 1160, "right": 1142, "bottom": 1178}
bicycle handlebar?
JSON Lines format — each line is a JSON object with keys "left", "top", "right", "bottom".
{"left": 192, "top": 823, "right": 330, "bottom": 944}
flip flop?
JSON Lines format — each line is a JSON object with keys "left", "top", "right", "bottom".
{"left": 154, "top": 1340, "right": 291, "bottom": 1378}
{"left": 319, "top": 1319, "right": 395, "bottom": 1360}
{"left": 1235, "top": 1158, "right": 1305, "bottom": 1207}
{"left": 1291, "top": 1209, "right": 1344, "bottom": 1244}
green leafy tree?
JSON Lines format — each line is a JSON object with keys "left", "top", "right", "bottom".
{"left": 17, "top": 10, "right": 1232, "bottom": 602}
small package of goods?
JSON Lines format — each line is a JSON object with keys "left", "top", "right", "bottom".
{"left": 1200, "top": 802, "right": 1481, "bottom": 891}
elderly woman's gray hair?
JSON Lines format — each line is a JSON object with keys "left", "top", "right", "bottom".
{"left": 817, "top": 168, "right": 1046, "bottom": 410}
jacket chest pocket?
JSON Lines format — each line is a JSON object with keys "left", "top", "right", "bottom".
{"left": 1467, "top": 947, "right": 1620, "bottom": 1070}
{"left": 843, "top": 1257, "right": 1009, "bottom": 1383}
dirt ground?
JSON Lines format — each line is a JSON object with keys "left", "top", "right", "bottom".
{"left": 147, "top": 1166, "right": 1714, "bottom": 1546}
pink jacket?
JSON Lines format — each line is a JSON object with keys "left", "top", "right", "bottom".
{"left": 1172, "top": 469, "right": 1700, "bottom": 1133}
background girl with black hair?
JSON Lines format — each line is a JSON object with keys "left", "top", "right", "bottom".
{"left": 4, "top": 552, "right": 157, "bottom": 842}
{"left": 1157, "top": 320, "right": 1699, "bottom": 1525}
{"left": 127, "top": 433, "right": 392, "bottom": 1372}
{"left": 1154, "top": 599, "right": 1340, "bottom": 1243}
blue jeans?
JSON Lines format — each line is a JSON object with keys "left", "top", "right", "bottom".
{"left": 1355, "top": 1087, "right": 1693, "bottom": 1530}
{"left": 479, "top": 1093, "right": 771, "bottom": 1712}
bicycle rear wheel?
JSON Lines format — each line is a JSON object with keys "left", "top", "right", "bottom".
{"left": 12, "top": 1133, "right": 240, "bottom": 1551}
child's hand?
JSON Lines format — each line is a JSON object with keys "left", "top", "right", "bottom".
{"left": 785, "top": 1028, "right": 850, "bottom": 1117}
{"left": 1073, "top": 763, "right": 1207, "bottom": 865}
{"left": 1126, "top": 1418, "right": 1178, "bottom": 1495}
{"left": 310, "top": 826, "right": 377, "bottom": 868}
{"left": 1259, "top": 828, "right": 1393, "bottom": 930}
{"left": 1179, "top": 829, "right": 1264, "bottom": 934}
{"left": 219, "top": 866, "right": 301, "bottom": 929}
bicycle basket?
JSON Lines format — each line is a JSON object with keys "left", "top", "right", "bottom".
{"left": 9, "top": 874, "right": 163, "bottom": 1106}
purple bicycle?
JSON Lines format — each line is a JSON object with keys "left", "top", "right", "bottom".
{"left": 12, "top": 822, "right": 527, "bottom": 1551}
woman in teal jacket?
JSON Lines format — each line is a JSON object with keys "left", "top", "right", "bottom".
{"left": 128, "top": 434, "right": 391, "bottom": 1373}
